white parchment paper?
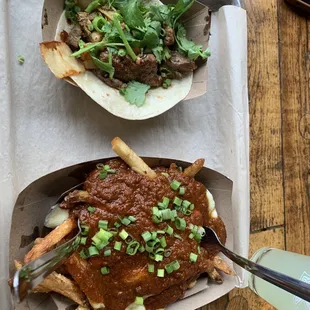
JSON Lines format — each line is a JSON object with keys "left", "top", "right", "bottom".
{"left": 0, "top": 2, "right": 248, "bottom": 309}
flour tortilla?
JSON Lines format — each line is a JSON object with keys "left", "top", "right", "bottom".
{"left": 54, "top": 9, "right": 193, "bottom": 120}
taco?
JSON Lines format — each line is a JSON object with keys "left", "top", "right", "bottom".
{"left": 40, "top": 0, "right": 210, "bottom": 119}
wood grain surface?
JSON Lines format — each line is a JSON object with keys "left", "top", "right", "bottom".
{"left": 198, "top": 0, "right": 310, "bottom": 309}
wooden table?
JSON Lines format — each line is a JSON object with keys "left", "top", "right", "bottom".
{"left": 199, "top": 0, "right": 310, "bottom": 309}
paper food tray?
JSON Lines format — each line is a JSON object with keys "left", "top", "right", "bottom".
{"left": 9, "top": 157, "right": 235, "bottom": 310}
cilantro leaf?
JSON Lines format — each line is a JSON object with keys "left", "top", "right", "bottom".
{"left": 169, "top": 0, "right": 194, "bottom": 27}
{"left": 118, "top": 0, "right": 145, "bottom": 29}
{"left": 152, "top": 45, "right": 171, "bottom": 63}
{"left": 141, "top": 27, "right": 159, "bottom": 48}
{"left": 175, "top": 24, "right": 210, "bottom": 60}
{"left": 149, "top": 5, "right": 171, "bottom": 24}
{"left": 119, "top": 81, "right": 150, "bottom": 107}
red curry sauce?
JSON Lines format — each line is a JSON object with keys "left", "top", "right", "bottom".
{"left": 63, "top": 159, "right": 226, "bottom": 310}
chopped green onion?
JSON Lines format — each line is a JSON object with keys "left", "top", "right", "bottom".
{"left": 163, "top": 197, "right": 170, "bottom": 207}
{"left": 107, "top": 169, "right": 116, "bottom": 174}
{"left": 165, "top": 260, "right": 181, "bottom": 273}
{"left": 178, "top": 166, "right": 183, "bottom": 171}
{"left": 119, "top": 229, "right": 129, "bottom": 240}
{"left": 101, "top": 266, "right": 110, "bottom": 275}
{"left": 80, "top": 237, "right": 87, "bottom": 245}
{"left": 128, "top": 215, "right": 136, "bottom": 223}
{"left": 157, "top": 269, "right": 165, "bottom": 277}
{"left": 197, "top": 245, "right": 201, "bottom": 254}
{"left": 189, "top": 204, "right": 195, "bottom": 210}
{"left": 145, "top": 244, "right": 154, "bottom": 253}
{"left": 79, "top": 249, "right": 88, "bottom": 259}
{"left": 114, "top": 241, "right": 122, "bottom": 251}
{"left": 96, "top": 163, "right": 105, "bottom": 169}
{"left": 173, "top": 197, "right": 183, "bottom": 207}
{"left": 153, "top": 207, "right": 160, "bottom": 217}
{"left": 135, "top": 296, "right": 144, "bottom": 305}
{"left": 174, "top": 233, "right": 183, "bottom": 240}
{"left": 157, "top": 230, "right": 166, "bottom": 234}
{"left": 88, "top": 206, "right": 96, "bottom": 213}
{"left": 148, "top": 264, "right": 155, "bottom": 273}
{"left": 175, "top": 217, "right": 186, "bottom": 231}
{"left": 92, "top": 16, "right": 106, "bottom": 33}
{"left": 138, "top": 245, "right": 145, "bottom": 253}
{"left": 81, "top": 225, "right": 89, "bottom": 236}
{"left": 118, "top": 48, "right": 127, "bottom": 57}
{"left": 88, "top": 246, "right": 99, "bottom": 257}
{"left": 184, "top": 209, "right": 192, "bottom": 215}
{"left": 17, "top": 55, "right": 24, "bottom": 64}
{"left": 114, "top": 221, "right": 121, "bottom": 228}
{"left": 98, "top": 220, "right": 108, "bottom": 230}
{"left": 189, "top": 233, "right": 194, "bottom": 239}
{"left": 170, "top": 180, "right": 181, "bottom": 191}
{"left": 160, "top": 237, "right": 167, "bottom": 248}
{"left": 108, "top": 228, "right": 118, "bottom": 235}
{"left": 99, "top": 171, "right": 108, "bottom": 179}
{"left": 165, "top": 225, "right": 174, "bottom": 235}
{"left": 182, "top": 200, "right": 191, "bottom": 208}
{"left": 126, "top": 241, "right": 140, "bottom": 255}
{"left": 152, "top": 215, "right": 162, "bottom": 224}
{"left": 121, "top": 217, "right": 131, "bottom": 226}
{"left": 147, "top": 239, "right": 160, "bottom": 249}
{"left": 157, "top": 202, "right": 167, "bottom": 209}
{"left": 171, "top": 209, "right": 177, "bottom": 220}
{"left": 142, "top": 231, "right": 152, "bottom": 242}
{"left": 96, "top": 229, "right": 113, "bottom": 243}
{"left": 164, "top": 249, "right": 172, "bottom": 257}
{"left": 104, "top": 249, "right": 112, "bottom": 256}
{"left": 155, "top": 254, "right": 164, "bottom": 262}
{"left": 125, "top": 235, "right": 133, "bottom": 244}
{"left": 172, "top": 260, "right": 180, "bottom": 270}
{"left": 161, "top": 209, "right": 172, "bottom": 220}
{"left": 151, "top": 232, "right": 157, "bottom": 239}
{"left": 161, "top": 172, "right": 169, "bottom": 177}
{"left": 155, "top": 248, "right": 165, "bottom": 255}
{"left": 190, "top": 253, "right": 198, "bottom": 263}
{"left": 179, "top": 187, "right": 185, "bottom": 195}
{"left": 104, "top": 165, "right": 110, "bottom": 170}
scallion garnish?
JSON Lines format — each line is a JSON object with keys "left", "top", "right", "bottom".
{"left": 157, "top": 230, "right": 166, "bottom": 234}
{"left": 135, "top": 296, "right": 144, "bottom": 305}
{"left": 173, "top": 197, "right": 183, "bottom": 207}
{"left": 163, "top": 197, "right": 170, "bottom": 207}
{"left": 148, "top": 264, "right": 155, "bottom": 273}
{"left": 80, "top": 237, "right": 87, "bottom": 245}
{"left": 138, "top": 245, "right": 145, "bottom": 253}
{"left": 95, "top": 229, "right": 113, "bottom": 243}
{"left": 128, "top": 215, "right": 136, "bottom": 223}
{"left": 79, "top": 249, "right": 88, "bottom": 259}
{"left": 119, "top": 229, "right": 129, "bottom": 240}
{"left": 175, "top": 217, "right": 186, "bottom": 230}
{"left": 161, "top": 209, "right": 172, "bottom": 220}
{"left": 170, "top": 180, "right": 181, "bottom": 191}
{"left": 152, "top": 215, "right": 162, "bottom": 224}
{"left": 120, "top": 217, "right": 131, "bottom": 226}
{"left": 179, "top": 187, "right": 185, "bottom": 195}
{"left": 165, "top": 225, "right": 174, "bottom": 235}
{"left": 189, "top": 204, "right": 195, "bottom": 210}
{"left": 126, "top": 241, "right": 140, "bottom": 255}
{"left": 197, "top": 245, "right": 201, "bottom": 254}
{"left": 161, "top": 172, "right": 169, "bottom": 177}
{"left": 157, "top": 202, "right": 166, "bottom": 209}
{"left": 142, "top": 231, "right": 152, "bottom": 242}
{"left": 190, "top": 253, "right": 198, "bottom": 263}
{"left": 114, "top": 221, "right": 121, "bottom": 228}
{"left": 101, "top": 266, "right": 110, "bottom": 275}
{"left": 98, "top": 220, "right": 108, "bottom": 230}
{"left": 114, "top": 241, "right": 122, "bottom": 251}
{"left": 189, "top": 233, "right": 194, "bottom": 239}
{"left": 165, "top": 260, "right": 181, "bottom": 274}
{"left": 155, "top": 254, "right": 164, "bottom": 262}
{"left": 104, "top": 249, "right": 112, "bottom": 256}
{"left": 160, "top": 237, "right": 167, "bottom": 248}
{"left": 182, "top": 200, "right": 191, "bottom": 208}
{"left": 88, "top": 206, "right": 96, "bottom": 213}
{"left": 157, "top": 269, "right": 165, "bottom": 277}
{"left": 81, "top": 225, "right": 89, "bottom": 236}
{"left": 88, "top": 246, "right": 99, "bottom": 257}
{"left": 174, "top": 233, "right": 183, "bottom": 240}
{"left": 178, "top": 166, "right": 183, "bottom": 171}
{"left": 164, "top": 248, "right": 172, "bottom": 257}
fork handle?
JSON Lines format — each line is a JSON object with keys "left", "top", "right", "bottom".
{"left": 220, "top": 245, "right": 310, "bottom": 302}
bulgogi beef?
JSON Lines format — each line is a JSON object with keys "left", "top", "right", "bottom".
{"left": 100, "top": 52, "right": 163, "bottom": 87}
{"left": 93, "top": 70, "right": 127, "bottom": 90}
{"left": 62, "top": 25, "right": 82, "bottom": 50}
{"left": 164, "top": 26, "right": 175, "bottom": 46}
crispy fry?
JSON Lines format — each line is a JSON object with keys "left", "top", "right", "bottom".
{"left": 111, "top": 137, "right": 157, "bottom": 179}
{"left": 40, "top": 41, "right": 85, "bottom": 79}
{"left": 183, "top": 159, "right": 205, "bottom": 177}
{"left": 33, "top": 271, "right": 86, "bottom": 306}
{"left": 207, "top": 268, "right": 223, "bottom": 284}
{"left": 187, "top": 280, "right": 197, "bottom": 289}
{"left": 213, "top": 256, "right": 236, "bottom": 275}
{"left": 76, "top": 305, "right": 91, "bottom": 310}
{"left": 24, "top": 218, "right": 77, "bottom": 264}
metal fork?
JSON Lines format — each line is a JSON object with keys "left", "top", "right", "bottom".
{"left": 13, "top": 183, "right": 84, "bottom": 303}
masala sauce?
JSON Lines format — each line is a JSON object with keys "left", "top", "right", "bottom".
{"left": 64, "top": 159, "right": 226, "bottom": 310}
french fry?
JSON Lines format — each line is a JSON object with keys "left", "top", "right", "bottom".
{"left": 33, "top": 272, "right": 86, "bottom": 306}
{"left": 183, "top": 159, "right": 205, "bottom": 177}
{"left": 40, "top": 41, "right": 85, "bottom": 79}
{"left": 24, "top": 218, "right": 77, "bottom": 264}
{"left": 207, "top": 268, "right": 223, "bottom": 284}
{"left": 111, "top": 137, "right": 157, "bottom": 179}
{"left": 213, "top": 256, "right": 236, "bottom": 275}
{"left": 187, "top": 280, "right": 197, "bottom": 289}
{"left": 76, "top": 305, "right": 91, "bottom": 310}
